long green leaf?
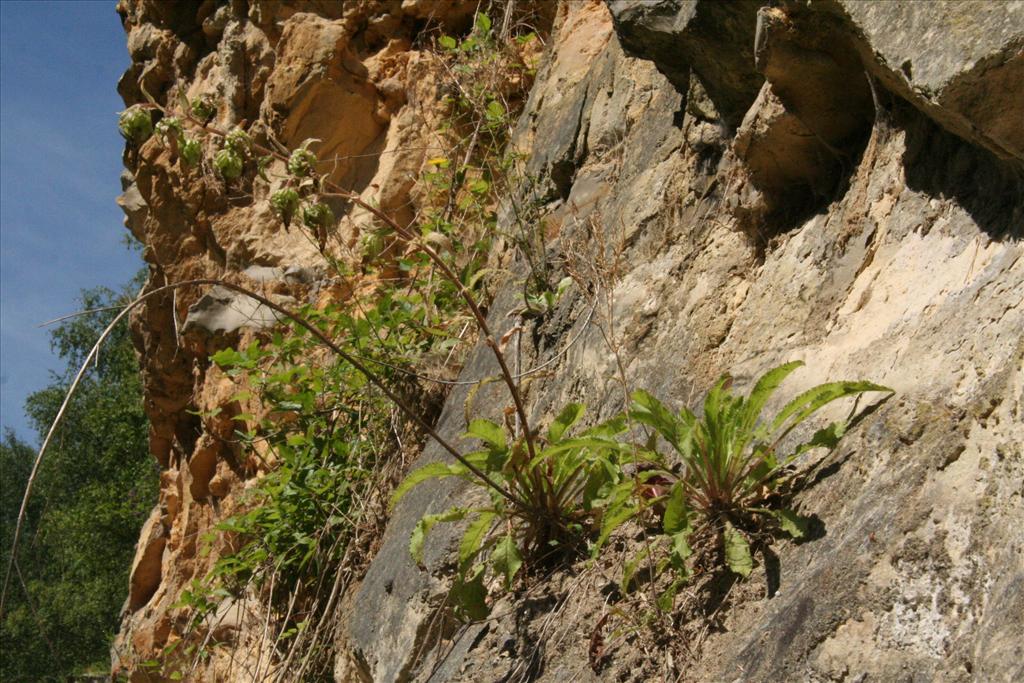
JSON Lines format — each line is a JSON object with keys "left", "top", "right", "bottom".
{"left": 450, "top": 566, "right": 489, "bottom": 620}
{"left": 743, "top": 361, "right": 804, "bottom": 431}
{"left": 769, "top": 380, "right": 891, "bottom": 438}
{"left": 391, "top": 461, "right": 466, "bottom": 509}
{"left": 594, "top": 497, "right": 638, "bottom": 554}
{"left": 630, "top": 390, "right": 680, "bottom": 447}
{"left": 621, "top": 544, "right": 653, "bottom": 593}
{"left": 662, "top": 483, "right": 691, "bottom": 535}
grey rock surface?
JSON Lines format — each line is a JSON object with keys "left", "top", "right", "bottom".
{"left": 831, "top": 0, "right": 1024, "bottom": 161}
{"left": 182, "top": 285, "right": 292, "bottom": 335}
{"left": 607, "top": 0, "right": 764, "bottom": 128}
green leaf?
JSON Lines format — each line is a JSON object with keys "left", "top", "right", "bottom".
{"left": 475, "top": 12, "right": 492, "bottom": 34}
{"left": 450, "top": 567, "right": 489, "bottom": 620}
{"left": 390, "top": 461, "right": 466, "bottom": 509}
{"left": 723, "top": 522, "right": 753, "bottom": 578}
{"left": 486, "top": 100, "right": 506, "bottom": 120}
{"left": 662, "top": 483, "right": 691, "bottom": 535}
{"left": 465, "top": 418, "right": 506, "bottom": 451}
{"left": 490, "top": 534, "right": 523, "bottom": 588}
{"left": 547, "top": 402, "right": 585, "bottom": 443}
{"left": 621, "top": 544, "right": 652, "bottom": 593}
{"left": 459, "top": 511, "right": 497, "bottom": 569}
{"left": 594, "top": 493, "right": 638, "bottom": 554}
{"left": 770, "top": 380, "right": 893, "bottom": 437}
{"left": 772, "top": 508, "right": 811, "bottom": 539}
{"left": 669, "top": 530, "right": 693, "bottom": 571}
{"left": 630, "top": 390, "right": 680, "bottom": 449}
{"left": 410, "top": 507, "right": 467, "bottom": 564}
{"left": 656, "top": 575, "right": 688, "bottom": 612}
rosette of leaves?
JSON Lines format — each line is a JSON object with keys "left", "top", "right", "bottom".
{"left": 622, "top": 361, "right": 892, "bottom": 582}
{"left": 180, "top": 136, "right": 202, "bottom": 166}
{"left": 301, "top": 202, "right": 334, "bottom": 231}
{"left": 224, "top": 127, "right": 252, "bottom": 156}
{"left": 190, "top": 95, "right": 216, "bottom": 122}
{"left": 270, "top": 188, "right": 301, "bottom": 227}
{"left": 118, "top": 105, "right": 153, "bottom": 144}
{"left": 287, "top": 141, "right": 318, "bottom": 178}
{"left": 214, "top": 148, "right": 244, "bottom": 180}
{"left": 391, "top": 405, "right": 631, "bottom": 619}
{"left": 302, "top": 202, "right": 335, "bottom": 251}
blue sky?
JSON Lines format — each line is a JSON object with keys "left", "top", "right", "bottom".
{"left": 1, "top": 1, "right": 142, "bottom": 442}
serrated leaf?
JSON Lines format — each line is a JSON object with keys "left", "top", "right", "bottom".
{"left": 772, "top": 508, "right": 811, "bottom": 539}
{"left": 490, "top": 534, "right": 523, "bottom": 588}
{"left": 723, "top": 522, "right": 753, "bottom": 578}
{"left": 743, "top": 361, "right": 804, "bottom": 431}
{"left": 594, "top": 498, "right": 638, "bottom": 554}
{"left": 669, "top": 530, "right": 692, "bottom": 572}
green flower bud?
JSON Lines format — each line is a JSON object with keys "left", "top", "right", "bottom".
{"left": 224, "top": 127, "right": 251, "bottom": 156}
{"left": 190, "top": 95, "right": 216, "bottom": 122}
{"left": 302, "top": 202, "right": 335, "bottom": 230}
{"left": 180, "top": 136, "right": 202, "bottom": 166}
{"left": 287, "top": 147, "right": 317, "bottom": 177}
{"left": 270, "top": 188, "right": 300, "bottom": 226}
{"left": 118, "top": 106, "right": 153, "bottom": 144}
{"left": 214, "top": 148, "right": 244, "bottom": 180}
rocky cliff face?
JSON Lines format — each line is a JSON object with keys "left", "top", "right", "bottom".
{"left": 114, "top": 1, "right": 1022, "bottom": 681}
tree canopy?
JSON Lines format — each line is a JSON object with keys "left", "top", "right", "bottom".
{"left": 1, "top": 277, "right": 157, "bottom": 681}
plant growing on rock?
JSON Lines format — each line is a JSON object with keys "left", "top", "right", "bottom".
{"left": 117, "top": 105, "right": 153, "bottom": 144}
{"left": 189, "top": 94, "right": 216, "bottom": 123}
{"left": 391, "top": 405, "right": 632, "bottom": 617}
{"left": 213, "top": 148, "right": 243, "bottom": 179}
{"left": 180, "top": 136, "right": 202, "bottom": 166}
{"left": 616, "top": 361, "right": 892, "bottom": 586}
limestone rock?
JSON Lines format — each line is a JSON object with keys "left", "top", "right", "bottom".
{"left": 831, "top": 0, "right": 1024, "bottom": 161}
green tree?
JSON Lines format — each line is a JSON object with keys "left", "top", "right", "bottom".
{"left": 1, "top": 278, "right": 158, "bottom": 681}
